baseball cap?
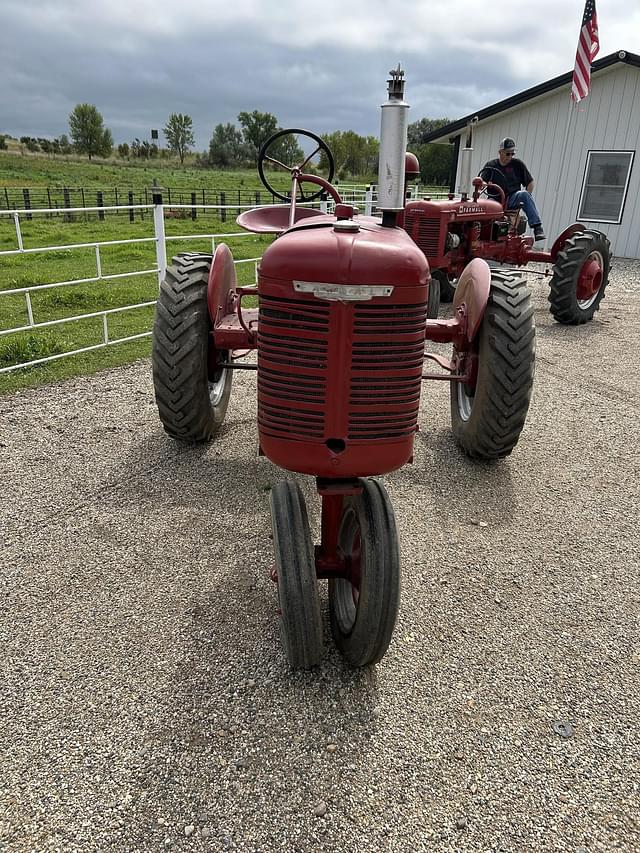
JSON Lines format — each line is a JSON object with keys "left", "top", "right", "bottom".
{"left": 499, "top": 137, "right": 516, "bottom": 152}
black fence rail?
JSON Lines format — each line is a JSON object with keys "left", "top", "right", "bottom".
{"left": 0, "top": 186, "right": 282, "bottom": 221}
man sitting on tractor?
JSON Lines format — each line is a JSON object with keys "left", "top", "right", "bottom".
{"left": 479, "top": 137, "right": 545, "bottom": 242}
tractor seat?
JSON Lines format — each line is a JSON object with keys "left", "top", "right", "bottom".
{"left": 237, "top": 205, "right": 326, "bottom": 234}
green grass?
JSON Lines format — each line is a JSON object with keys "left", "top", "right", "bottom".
{"left": 0, "top": 210, "right": 273, "bottom": 395}
{"left": 0, "top": 151, "right": 446, "bottom": 396}
{"left": 0, "top": 150, "right": 298, "bottom": 193}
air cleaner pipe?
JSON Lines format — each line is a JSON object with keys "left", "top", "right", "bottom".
{"left": 378, "top": 64, "right": 409, "bottom": 226}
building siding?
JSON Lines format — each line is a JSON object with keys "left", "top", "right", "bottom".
{"left": 451, "top": 64, "right": 640, "bottom": 258}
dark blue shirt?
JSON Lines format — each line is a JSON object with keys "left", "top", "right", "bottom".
{"left": 480, "top": 158, "right": 533, "bottom": 199}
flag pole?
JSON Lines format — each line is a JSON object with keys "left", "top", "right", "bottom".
{"left": 546, "top": 96, "right": 576, "bottom": 243}
{"left": 544, "top": 0, "right": 599, "bottom": 243}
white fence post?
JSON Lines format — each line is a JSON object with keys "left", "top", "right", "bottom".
{"left": 365, "top": 186, "right": 374, "bottom": 216}
{"left": 152, "top": 192, "right": 167, "bottom": 286}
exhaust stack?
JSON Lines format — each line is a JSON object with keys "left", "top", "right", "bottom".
{"left": 457, "top": 116, "right": 478, "bottom": 200}
{"left": 377, "top": 64, "right": 409, "bottom": 226}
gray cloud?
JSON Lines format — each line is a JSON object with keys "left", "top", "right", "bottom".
{"left": 1, "top": 1, "right": 638, "bottom": 147}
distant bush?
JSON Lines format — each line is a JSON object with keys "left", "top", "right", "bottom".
{"left": 20, "top": 136, "right": 40, "bottom": 152}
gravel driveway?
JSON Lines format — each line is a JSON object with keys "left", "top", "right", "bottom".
{"left": 1, "top": 261, "right": 639, "bottom": 852}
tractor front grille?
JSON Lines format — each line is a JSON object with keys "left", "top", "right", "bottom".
{"left": 405, "top": 211, "right": 441, "bottom": 256}
{"left": 258, "top": 295, "right": 329, "bottom": 440}
{"left": 258, "top": 291, "right": 428, "bottom": 444}
{"left": 348, "top": 301, "right": 427, "bottom": 439}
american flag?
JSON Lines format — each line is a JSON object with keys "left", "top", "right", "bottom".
{"left": 571, "top": 0, "right": 600, "bottom": 102}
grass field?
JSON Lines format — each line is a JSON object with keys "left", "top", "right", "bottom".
{"left": 0, "top": 206, "right": 273, "bottom": 395}
{"left": 0, "top": 151, "right": 316, "bottom": 394}
{"left": 0, "top": 150, "right": 445, "bottom": 396}
{"left": 0, "top": 150, "right": 298, "bottom": 193}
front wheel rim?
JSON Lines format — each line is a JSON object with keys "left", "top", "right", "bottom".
{"left": 333, "top": 517, "right": 362, "bottom": 634}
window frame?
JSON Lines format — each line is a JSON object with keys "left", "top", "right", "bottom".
{"left": 577, "top": 149, "right": 635, "bottom": 225}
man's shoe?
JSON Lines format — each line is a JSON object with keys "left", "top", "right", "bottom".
{"left": 533, "top": 225, "right": 546, "bottom": 241}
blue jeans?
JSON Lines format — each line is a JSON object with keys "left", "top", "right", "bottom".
{"left": 507, "top": 190, "right": 542, "bottom": 227}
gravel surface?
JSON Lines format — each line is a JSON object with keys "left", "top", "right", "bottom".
{"left": 1, "top": 260, "right": 639, "bottom": 852}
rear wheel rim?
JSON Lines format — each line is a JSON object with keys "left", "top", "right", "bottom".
{"left": 457, "top": 382, "right": 474, "bottom": 421}
{"left": 208, "top": 349, "right": 230, "bottom": 406}
{"left": 576, "top": 250, "right": 604, "bottom": 309}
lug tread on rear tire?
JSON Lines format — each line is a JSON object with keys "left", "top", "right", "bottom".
{"left": 152, "top": 253, "right": 231, "bottom": 443}
{"left": 451, "top": 272, "right": 535, "bottom": 460}
{"left": 548, "top": 230, "right": 611, "bottom": 325}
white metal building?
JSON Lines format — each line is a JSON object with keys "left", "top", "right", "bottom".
{"left": 423, "top": 50, "right": 640, "bottom": 258}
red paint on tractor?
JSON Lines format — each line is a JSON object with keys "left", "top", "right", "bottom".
{"left": 576, "top": 257, "right": 603, "bottom": 300}
{"left": 207, "top": 244, "right": 238, "bottom": 325}
{"left": 453, "top": 258, "right": 492, "bottom": 342}
{"left": 256, "top": 221, "right": 430, "bottom": 478}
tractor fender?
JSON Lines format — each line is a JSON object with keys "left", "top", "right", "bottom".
{"left": 207, "top": 243, "right": 238, "bottom": 325}
{"left": 550, "top": 223, "right": 586, "bottom": 262}
{"left": 453, "top": 258, "right": 492, "bottom": 343}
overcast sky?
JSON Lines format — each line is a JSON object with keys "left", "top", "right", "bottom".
{"left": 1, "top": 0, "right": 638, "bottom": 149}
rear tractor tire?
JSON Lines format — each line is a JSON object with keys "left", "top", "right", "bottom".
{"left": 548, "top": 230, "right": 611, "bottom": 324}
{"left": 432, "top": 269, "right": 457, "bottom": 303}
{"left": 427, "top": 274, "right": 440, "bottom": 318}
{"left": 152, "top": 253, "right": 232, "bottom": 443}
{"left": 450, "top": 271, "right": 535, "bottom": 460}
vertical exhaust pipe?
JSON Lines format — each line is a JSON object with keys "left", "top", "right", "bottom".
{"left": 457, "top": 116, "right": 478, "bottom": 200}
{"left": 378, "top": 64, "right": 409, "bottom": 227}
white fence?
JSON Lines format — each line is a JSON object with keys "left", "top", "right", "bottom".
{"left": 0, "top": 185, "right": 446, "bottom": 375}
{"left": 0, "top": 200, "right": 278, "bottom": 374}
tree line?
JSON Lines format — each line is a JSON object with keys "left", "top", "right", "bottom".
{"left": 0, "top": 105, "right": 454, "bottom": 184}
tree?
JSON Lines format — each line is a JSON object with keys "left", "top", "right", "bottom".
{"left": 57, "top": 134, "right": 72, "bottom": 155}
{"left": 406, "top": 117, "right": 454, "bottom": 186}
{"left": 237, "top": 110, "right": 279, "bottom": 160}
{"left": 68, "top": 104, "right": 112, "bottom": 159}
{"left": 118, "top": 142, "right": 130, "bottom": 159}
{"left": 163, "top": 113, "right": 195, "bottom": 164}
{"left": 319, "top": 131, "right": 379, "bottom": 179}
{"left": 408, "top": 142, "right": 454, "bottom": 186}
{"left": 208, "top": 122, "right": 247, "bottom": 168}
{"left": 271, "top": 134, "right": 304, "bottom": 166}
{"left": 407, "top": 117, "right": 451, "bottom": 145}
{"left": 0, "top": 135, "right": 8, "bottom": 151}
{"left": 102, "top": 128, "right": 113, "bottom": 158}
{"left": 20, "top": 136, "right": 39, "bottom": 152}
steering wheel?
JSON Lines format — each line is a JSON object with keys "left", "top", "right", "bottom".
{"left": 473, "top": 177, "right": 506, "bottom": 209}
{"left": 257, "top": 129, "right": 335, "bottom": 203}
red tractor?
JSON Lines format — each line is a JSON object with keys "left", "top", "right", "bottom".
{"left": 403, "top": 158, "right": 611, "bottom": 325}
{"left": 151, "top": 68, "right": 536, "bottom": 669}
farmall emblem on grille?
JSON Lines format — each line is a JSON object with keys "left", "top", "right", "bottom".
{"left": 458, "top": 205, "right": 483, "bottom": 215}
{"left": 293, "top": 281, "right": 394, "bottom": 301}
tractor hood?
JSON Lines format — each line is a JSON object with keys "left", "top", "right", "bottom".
{"left": 259, "top": 217, "right": 430, "bottom": 288}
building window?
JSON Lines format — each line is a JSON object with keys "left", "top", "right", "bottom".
{"left": 578, "top": 150, "right": 634, "bottom": 224}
